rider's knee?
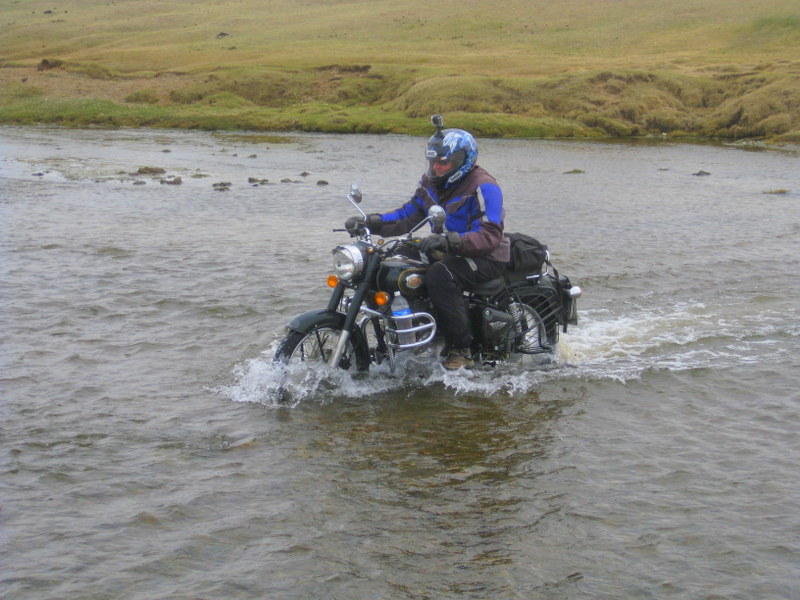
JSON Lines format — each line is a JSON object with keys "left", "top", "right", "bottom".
{"left": 424, "top": 261, "right": 452, "bottom": 290}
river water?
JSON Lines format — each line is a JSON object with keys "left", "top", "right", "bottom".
{"left": 1, "top": 125, "right": 798, "bottom": 599}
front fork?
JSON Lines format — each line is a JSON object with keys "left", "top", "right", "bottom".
{"left": 327, "top": 253, "right": 380, "bottom": 368}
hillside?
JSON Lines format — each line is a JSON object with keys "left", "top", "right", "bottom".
{"left": 1, "top": 0, "right": 799, "bottom": 140}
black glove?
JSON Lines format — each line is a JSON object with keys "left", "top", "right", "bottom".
{"left": 344, "top": 215, "right": 366, "bottom": 234}
{"left": 418, "top": 234, "right": 449, "bottom": 254}
{"left": 345, "top": 214, "right": 382, "bottom": 235}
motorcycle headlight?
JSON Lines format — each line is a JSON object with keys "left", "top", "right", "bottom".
{"left": 332, "top": 244, "right": 366, "bottom": 282}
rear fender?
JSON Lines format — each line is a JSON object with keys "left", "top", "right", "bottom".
{"left": 514, "top": 279, "right": 565, "bottom": 326}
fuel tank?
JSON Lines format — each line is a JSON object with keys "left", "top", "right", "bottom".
{"left": 377, "top": 258, "right": 429, "bottom": 298}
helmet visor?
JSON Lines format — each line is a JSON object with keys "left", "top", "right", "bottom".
{"left": 426, "top": 149, "right": 466, "bottom": 180}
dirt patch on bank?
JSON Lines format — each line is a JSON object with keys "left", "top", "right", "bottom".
{"left": 0, "top": 65, "right": 196, "bottom": 103}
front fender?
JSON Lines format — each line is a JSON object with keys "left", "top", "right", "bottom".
{"left": 286, "top": 309, "right": 346, "bottom": 334}
{"left": 283, "top": 308, "right": 371, "bottom": 371}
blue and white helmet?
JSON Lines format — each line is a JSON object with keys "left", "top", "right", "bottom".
{"left": 425, "top": 128, "right": 478, "bottom": 189}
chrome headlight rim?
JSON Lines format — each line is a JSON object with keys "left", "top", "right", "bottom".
{"left": 332, "top": 243, "right": 366, "bottom": 282}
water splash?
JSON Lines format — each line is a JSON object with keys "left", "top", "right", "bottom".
{"left": 217, "top": 298, "right": 797, "bottom": 406}
{"left": 560, "top": 300, "right": 798, "bottom": 381}
{"left": 216, "top": 340, "right": 569, "bottom": 407}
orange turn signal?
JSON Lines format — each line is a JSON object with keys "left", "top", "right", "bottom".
{"left": 327, "top": 274, "right": 339, "bottom": 288}
{"left": 374, "top": 291, "right": 390, "bottom": 306}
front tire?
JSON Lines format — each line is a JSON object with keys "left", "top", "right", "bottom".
{"left": 274, "top": 321, "right": 370, "bottom": 372}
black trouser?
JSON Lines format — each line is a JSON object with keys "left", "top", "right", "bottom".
{"left": 425, "top": 256, "right": 506, "bottom": 350}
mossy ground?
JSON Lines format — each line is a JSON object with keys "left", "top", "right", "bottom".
{"left": 1, "top": 0, "right": 798, "bottom": 141}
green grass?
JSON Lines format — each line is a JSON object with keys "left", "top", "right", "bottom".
{"left": 1, "top": 0, "right": 799, "bottom": 140}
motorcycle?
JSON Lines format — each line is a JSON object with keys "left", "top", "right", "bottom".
{"left": 274, "top": 183, "right": 581, "bottom": 374}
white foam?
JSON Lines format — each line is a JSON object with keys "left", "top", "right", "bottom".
{"left": 217, "top": 342, "right": 563, "bottom": 406}
{"left": 217, "top": 300, "right": 798, "bottom": 406}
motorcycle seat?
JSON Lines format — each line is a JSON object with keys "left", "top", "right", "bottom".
{"left": 470, "top": 276, "right": 507, "bottom": 297}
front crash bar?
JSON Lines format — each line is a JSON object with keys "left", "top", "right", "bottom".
{"left": 361, "top": 307, "right": 437, "bottom": 350}
{"left": 358, "top": 306, "right": 437, "bottom": 374}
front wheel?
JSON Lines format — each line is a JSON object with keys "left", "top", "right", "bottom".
{"left": 274, "top": 321, "right": 370, "bottom": 372}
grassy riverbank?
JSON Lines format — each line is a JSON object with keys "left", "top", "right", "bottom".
{"left": 1, "top": 0, "right": 799, "bottom": 141}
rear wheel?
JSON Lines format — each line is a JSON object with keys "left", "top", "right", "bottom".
{"left": 508, "top": 301, "right": 545, "bottom": 353}
{"left": 274, "top": 322, "right": 370, "bottom": 371}
{"left": 508, "top": 298, "right": 559, "bottom": 353}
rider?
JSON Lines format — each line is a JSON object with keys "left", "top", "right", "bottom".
{"left": 345, "top": 117, "right": 510, "bottom": 370}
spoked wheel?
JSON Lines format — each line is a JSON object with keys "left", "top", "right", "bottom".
{"left": 274, "top": 322, "right": 370, "bottom": 372}
{"left": 508, "top": 300, "right": 557, "bottom": 353}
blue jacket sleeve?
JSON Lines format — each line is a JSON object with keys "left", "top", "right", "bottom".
{"left": 458, "top": 182, "right": 506, "bottom": 257}
{"left": 375, "top": 190, "right": 428, "bottom": 237}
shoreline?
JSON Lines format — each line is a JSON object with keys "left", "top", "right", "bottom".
{"left": 2, "top": 64, "right": 799, "bottom": 145}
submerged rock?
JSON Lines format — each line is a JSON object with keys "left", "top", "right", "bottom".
{"left": 134, "top": 166, "right": 166, "bottom": 176}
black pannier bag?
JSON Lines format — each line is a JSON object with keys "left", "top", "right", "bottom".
{"left": 506, "top": 233, "right": 548, "bottom": 274}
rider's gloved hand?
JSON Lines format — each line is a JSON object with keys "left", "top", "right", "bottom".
{"left": 345, "top": 214, "right": 382, "bottom": 235}
{"left": 418, "top": 234, "right": 449, "bottom": 254}
{"left": 344, "top": 216, "right": 366, "bottom": 234}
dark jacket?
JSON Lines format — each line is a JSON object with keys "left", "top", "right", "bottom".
{"left": 375, "top": 166, "right": 510, "bottom": 262}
